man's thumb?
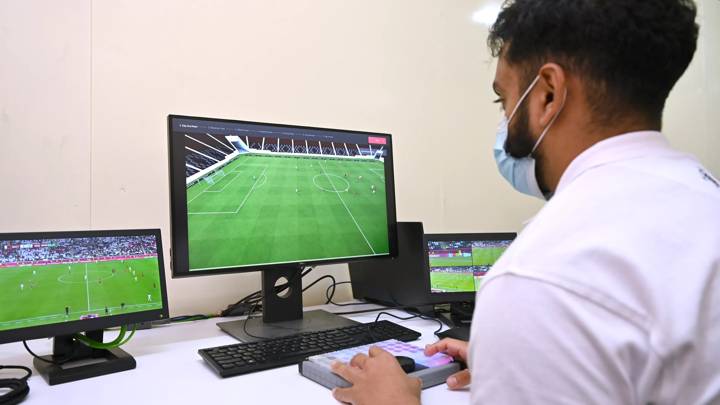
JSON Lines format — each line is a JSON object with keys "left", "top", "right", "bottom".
{"left": 446, "top": 369, "right": 471, "bottom": 390}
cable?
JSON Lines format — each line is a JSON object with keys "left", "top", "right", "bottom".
{"left": 319, "top": 278, "right": 448, "bottom": 332}
{"left": 331, "top": 307, "right": 397, "bottom": 316}
{"left": 324, "top": 281, "right": 368, "bottom": 306}
{"left": 373, "top": 311, "right": 444, "bottom": 334}
{"left": 167, "top": 314, "right": 214, "bottom": 323}
{"left": 22, "top": 340, "right": 76, "bottom": 366}
{"left": 74, "top": 325, "right": 137, "bottom": 349}
{"left": 302, "top": 274, "right": 335, "bottom": 293}
{"left": 240, "top": 300, "right": 265, "bottom": 340}
{"left": 24, "top": 326, "right": 137, "bottom": 370}
{"left": 328, "top": 284, "right": 447, "bottom": 330}
{"left": 0, "top": 365, "right": 31, "bottom": 405}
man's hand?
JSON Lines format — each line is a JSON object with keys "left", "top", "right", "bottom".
{"left": 424, "top": 338, "right": 470, "bottom": 390}
{"left": 330, "top": 345, "right": 421, "bottom": 405}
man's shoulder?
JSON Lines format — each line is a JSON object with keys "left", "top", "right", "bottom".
{"left": 566, "top": 151, "right": 720, "bottom": 208}
{"left": 533, "top": 152, "right": 720, "bottom": 242}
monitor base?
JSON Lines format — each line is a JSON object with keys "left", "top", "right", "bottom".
{"left": 217, "top": 309, "right": 359, "bottom": 342}
{"left": 33, "top": 332, "right": 136, "bottom": 385}
{"left": 218, "top": 266, "right": 360, "bottom": 342}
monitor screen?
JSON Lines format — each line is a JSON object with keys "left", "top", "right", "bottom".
{"left": 168, "top": 115, "right": 398, "bottom": 275}
{"left": 427, "top": 237, "right": 514, "bottom": 294}
{"left": 0, "top": 231, "right": 166, "bottom": 335}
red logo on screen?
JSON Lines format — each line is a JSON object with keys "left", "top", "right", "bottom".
{"left": 368, "top": 136, "right": 387, "bottom": 145}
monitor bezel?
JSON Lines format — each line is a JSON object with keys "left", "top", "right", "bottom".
{"left": 423, "top": 232, "right": 517, "bottom": 304}
{"left": 168, "top": 114, "right": 399, "bottom": 278}
{"left": 0, "top": 228, "right": 169, "bottom": 344}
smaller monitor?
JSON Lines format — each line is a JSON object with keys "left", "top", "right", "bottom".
{"left": 424, "top": 233, "right": 516, "bottom": 303}
{"left": 0, "top": 229, "right": 169, "bottom": 385}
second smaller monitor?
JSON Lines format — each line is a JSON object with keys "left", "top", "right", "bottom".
{"left": 424, "top": 233, "right": 516, "bottom": 303}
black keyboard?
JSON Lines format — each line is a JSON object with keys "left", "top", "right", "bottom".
{"left": 199, "top": 320, "right": 421, "bottom": 377}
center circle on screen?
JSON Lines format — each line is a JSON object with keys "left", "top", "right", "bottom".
{"left": 312, "top": 174, "right": 350, "bottom": 193}
{"left": 57, "top": 270, "right": 116, "bottom": 284}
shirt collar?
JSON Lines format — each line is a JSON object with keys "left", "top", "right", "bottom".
{"left": 555, "top": 131, "right": 672, "bottom": 194}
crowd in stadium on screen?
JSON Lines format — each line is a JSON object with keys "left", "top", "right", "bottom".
{"left": 186, "top": 153, "right": 217, "bottom": 173}
{"left": 428, "top": 241, "right": 469, "bottom": 250}
{"left": 0, "top": 236, "right": 157, "bottom": 265}
{"left": 430, "top": 266, "right": 473, "bottom": 274}
{"left": 183, "top": 132, "right": 386, "bottom": 179}
{"left": 471, "top": 240, "right": 512, "bottom": 248}
{"left": 430, "top": 265, "right": 491, "bottom": 276}
{"left": 428, "top": 240, "right": 512, "bottom": 251}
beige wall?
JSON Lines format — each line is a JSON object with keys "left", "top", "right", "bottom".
{"left": 1, "top": 0, "right": 718, "bottom": 316}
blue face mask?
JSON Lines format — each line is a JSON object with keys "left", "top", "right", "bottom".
{"left": 493, "top": 116, "right": 544, "bottom": 198}
{"left": 493, "top": 75, "right": 566, "bottom": 200}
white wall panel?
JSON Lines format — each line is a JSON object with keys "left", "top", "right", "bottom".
{"left": 1, "top": 0, "right": 716, "bottom": 316}
{"left": 0, "top": 0, "right": 91, "bottom": 231}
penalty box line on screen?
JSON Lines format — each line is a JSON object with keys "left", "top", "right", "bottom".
{"left": 188, "top": 166, "right": 269, "bottom": 215}
{"left": 186, "top": 158, "right": 253, "bottom": 204}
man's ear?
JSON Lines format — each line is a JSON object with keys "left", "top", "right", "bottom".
{"left": 536, "top": 63, "right": 567, "bottom": 128}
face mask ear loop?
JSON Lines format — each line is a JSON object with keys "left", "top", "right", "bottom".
{"left": 531, "top": 87, "right": 568, "bottom": 155}
{"left": 507, "top": 75, "right": 541, "bottom": 125}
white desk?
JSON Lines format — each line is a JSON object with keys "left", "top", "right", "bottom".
{"left": 2, "top": 303, "right": 470, "bottom": 404}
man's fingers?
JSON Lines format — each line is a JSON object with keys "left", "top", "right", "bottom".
{"left": 368, "top": 345, "right": 391, "bottom": 358}
{"left": 424, "top": 338, "right": 467, "bottom": 360}
{"left": 424, "top": 342, "right": 441, "bottom": 356}
{"left": 332, "top": 387, "right": 354, "bottom": 404}
{"left": 350, "top": 353, "right": 369, "bottom": 369}
{"left": 446, "top": 369, "right": 471, "bottom": 390}
{"left": 424, "top": 338, "right": 455, "bottom": 355}
{"left": 331, "top": 361, "right": 361, "bottom": 383}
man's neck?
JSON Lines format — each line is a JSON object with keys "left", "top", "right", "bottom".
{"left": 535, "top": 120, "right": 660, "bottom": 194}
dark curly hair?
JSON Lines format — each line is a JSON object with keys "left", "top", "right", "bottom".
{"left": 488, "top": 0, "right": 699, "bottom": 126}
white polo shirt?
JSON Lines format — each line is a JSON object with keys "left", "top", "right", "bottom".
{"left": 469, "top": 131, "right": 720, "bottom": 404}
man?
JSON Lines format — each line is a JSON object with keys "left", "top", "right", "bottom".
{"left": 330, "top": 1, "right": 719, "bottom": 404}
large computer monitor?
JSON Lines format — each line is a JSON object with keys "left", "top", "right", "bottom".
{"left": 424, "top": 233, "right": 516, "bottom": 304}
{"left": 167, "top": 115, "right": 398, "bottom": 341}
{"left": 0, "top": 229, "right": 169, "bottom": 385}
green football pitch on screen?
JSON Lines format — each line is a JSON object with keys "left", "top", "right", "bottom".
{"left": 186, "top": 154, "right": 390, "bottom": 271}
{"left": 0, "top": 258, "right": 163, "bottom": 331}
{"left": 429, "top": 246, "right": 508, "bottom": 293}
{"left": 430, "top": 272, "right": 477, "bottom": 293}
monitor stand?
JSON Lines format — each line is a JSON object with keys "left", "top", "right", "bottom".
{"left": 217, "top": 265, "right": 359, "bottom": 342}
{"left": 33, "top": 330, "right": 136, "bottom": 385}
